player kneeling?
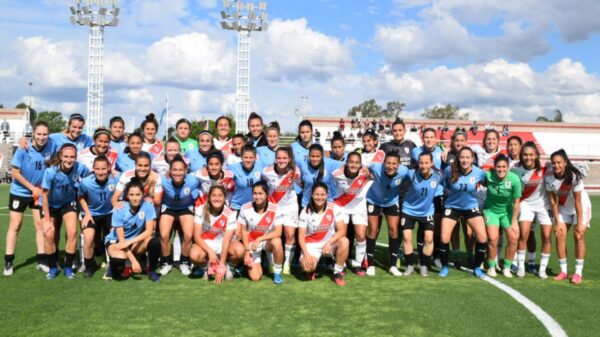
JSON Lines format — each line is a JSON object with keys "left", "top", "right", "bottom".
{"left": 298, "top": 183, "right": 349, "bottom": 286}
{"left": 240, "top": 182, "right": 285, "bottom": 284}
{"left": 105, "top": 178, "right": 162, "bottom": 282}
{"left": 190, "top": 185, "right": 244, "bottom": 284}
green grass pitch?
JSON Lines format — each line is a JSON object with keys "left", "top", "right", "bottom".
{"left": 0, "top": 184, "right": 598, "bottom": 337}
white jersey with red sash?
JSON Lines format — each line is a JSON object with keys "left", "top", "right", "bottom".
{"left": 262, "top": 165, "right": 301, "bottom": 207}
{"left": 115, "top": 169, "right": 163, "bottom": 197}
{"left": 143, "top": 141, "right": 164, "bottom": 157}
{"left": 238, "top": 202, "right": 280, "bottom": 242}
{"left": 472, "top": 145, "right": 505, "bottom": 171}
{"left": 78, "top": 146, "right": 118, "bottom": 171}
{"left": 194, "top": 204, "right": 237, "bottom": 241}
{"left": 545, "top": 173, "right": 588, "bottom": 215}
{"left": 299, "top": 202, "right": 344, "bottom": 244}
{"left": 332, "top": 166, "right": 371, "bottom": 213}
{"left": 511, "top": 164, "right": 549, "bottom": 209}
{"left": 361, "top": 149, "right": 385, "bottom": 166}
{"left": 215, "top": 138, "right": 233, "bottom": 159}
{"left": 194, "top": 168, "right": 235, "bottom": 207}
{"left": 152, "top": 155, "right": 190, "bottom": 176}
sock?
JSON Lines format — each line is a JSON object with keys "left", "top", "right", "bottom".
{"left": 268, "top": 252, "right": 274, "bottom": 267}
{"left": 172, "top": 234, "right": 182, "bottom": 262}
{"left": 47, "top": 252, "right": 57, "bottom": 269}
{"left": 575, "top": 259, "right": 584, "bottom": 276}
{"left": 84, "top": 258, "right": 95, "bottom": 268}
{"left": 416, "top": 229, "right": 424, "bottom": 257}
{"left": 284, "top": 244, "right": 295, "bottom": 266}
{"left": 527, "top": 252, "right": 536, "bottom": 265}
{"left": 355, "top": 240, "right": 367, "bottom": 265}
{"left": 474, "top": 242, "right": 487, "bottom": 269}
{"left": 517, "top": 250, "right": 526, "bottom": 269}
{"left": 512, "top": 255, "right": 517, "bottom": 267}
{"left": 405, "top": 251, "right": 414, "bottom": 266}
{"left": 539, "top": 253, "right": 550, "bottom": 273}
{"left": 64, "top": 253, "right": 75, "bottom": 268}
{"left": 110, "top": 258, "right": 126, "bottom": 279}
{"left": 147, "top": 237, "right": 161, "bottom": 272}
{"left": 452, "top": 250, "right": 461, "bottom": 261}
{"left": 36, "top": 253, "right": 45, "bottom": 264}
{"left": 273, "top": 263, "right": 282, "bottom": 274}
{"left": 420, "top": 253, "right": 432, "bottom": 269}
{"left": 439, "top": 242, "right": 450, "bottom": 267}
{"left": 4, "top": 254, "right": 14, "bottom": 264}
{"left": 334, "top": 264, "right": 344, "bottom": 274}
{"left": 366, "top": 238, "right": 377, "bottom": 267}
{"left": 503, "top": 259, "right": 512, "bottom": 269}
{"left": 161, "top": 255, "right": 171, "bottom": 265}
{"left": 559, "top": 258, "right": 567, "bottom": 274}
{"left": 180, "top": 255, "right": 189, "bottom": 265}
{"left": 388, "top": 238, "right": 400, "bottom": 267}
{"left": 488, "top": 259, "right": 497, "bottom": 269}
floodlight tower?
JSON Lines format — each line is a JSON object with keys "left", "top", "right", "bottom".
{"left": 220, "top": 0, "right": 268, "bottom": 134}
{"left": 69, "top": 0, "right": 120, "bottom": 135}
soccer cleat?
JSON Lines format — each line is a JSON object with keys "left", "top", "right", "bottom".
{"left": 453, "top": 260, "right": 462, "bottom": 270}
{"left": 148, "top": 271, "right": 161, "bottom": 282}
{"left": 487, "top": 267, "right": 497, "bottom": 277}
{"left": 307, "top": 272, "right": 317, "bottom": 281}
{"left": 553, "top": 272, "right": 569, "bottom": 281}
{"left": 516, "top": 266, "right": 526, "bottom": 278}
{"left": 438, "top": 266, "right": 449, "bottom": 277}
{"left": 273, "top": 272, "right": 283, "bottom": 285}
{"left": 179, "top": 263, "right": 192, "bottom": 276}
{"left": 46, "top": 267, "right": 60, "bottom": 280}
{"left": 83, "top": 264, "right": 98, "bottom": 278}
{"left": 433, "top": 258, "right": 442, "bottom": 269}
{"left": 473, "top": 267, "right": 485, "bottom": 278}
{"left": 420, "top": 266, "right": 429, "bottom": 277}
{"left": 102, "top": 267, "right": 113, "bottom": 281}
{"left": 63, "top": 267, "right": 76, "bottom": 279}
{"left": 352, "top": 266, "right": 366, "bottom": 277}
{"left": 77, "top": 263, "right": 86, "bottom": 273}
{"left": 333, "top": 272, "right": 346, "bottom": 286}
{"left": 502, "top": 268, "right": 513, "bottom": 278}
{"left": 191, "top": 266, "right": 205, "bottom": 278}
{"left": 3, "top": 262, "right": 14, "bottom": 276}
{"left": 158, "top": 263, "right": 172, "bottom": 276}
{"left": 404, "top": 265, "right": 415, "bottom": 277}
{"left": 366, "top": 266, "right": 376, "bottom": 276}
{"left": 282, "top": 264, "right": 291, "bottom": 275}
{"left": 36, "top": 263, "right": 50, "bottom": 273}
{"left": 570, "top": 274, "right": 582, "bottom": 285}
{"left": 225, "top": 267, "right": 234, "bottom": 281}
{"left": 389, "top": 266, "right": 403, "bottom": 277}
{"left": 538, "top": 270, "right": 548, "bottom": 280}
{"left": 527, "top": 263, "right": 538, "bottom": 274}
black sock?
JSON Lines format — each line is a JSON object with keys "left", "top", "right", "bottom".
{"left": 4, "top": 254, "right": 14, "bottom": 264}
{"left": 366, "top": 238, "right": 377, "bottom": 267}
{"left": 389, "top": 237, "right": 400, "bottom": 267}
{"left": 64, "top": 253, "right": 75, "bottom": 268}
{"left": 433, "top": 233, "right": 441, "bottom": 259}
{"left": 36, "top": 253, "right": 45, "bottom": 264}
{"left": 84, "top": 258, "right": 95, "bottom": 268}
{"left": 161, "top": 255, "right": 170, "bottom": 265}
{"left": 148, "top": 237, "right": 161, "bottom": 272}
{"left": 47, "top": 252, "right": 57, "bottom": 269}
{"left": 475, "top": 242, "right": 487, "bottom": 268}
{"left": 180, "top": 255, "right": 189, "bottom": 264}
{"left": 94, "top": 247, "right": 105, "bottom": 258}
{"left": 439, "top": 242, "right": 450, "bottom": 267}
{"left": 420, "top": 253, "right": 432, "bottom": 269}
{"left": 110, "top": 258, "right": 126, "bottom": 280}
{"left": 405, "top": 251, "right": 414, "bottom": 266}
{"left": 417, "top": 229, "right": 424, "bottom": 258}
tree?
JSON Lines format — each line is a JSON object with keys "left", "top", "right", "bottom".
{"left": 535, "top": 116, "right": 549, "bottom": 122}
{"left": 553, "top": 109, "right": 564, "bottom": 122}
{"left": 347, "top": 100, "right": 406, "bottom": 118}
{"left": 35, "top": 111, "right": 66, "bottom": 133}
{"left": 385, "top": 101, "right": 406, "bottom": 119}
{"left": 421, "top": 104, "right": 467, "bottom": 120}
{"left": 0, "top": 103, "right": 4, "bottom": 108}
{"left": 15, "top": 102, "right": 28, "bottom": 109}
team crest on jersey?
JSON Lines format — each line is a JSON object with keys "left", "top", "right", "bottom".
{"left": 505, "top": 181, "right": 511, "bottom": 188}
{"left": 254, "top": 172, "right": 261, "bottom": 179}
{"left": 78, "top": 141, "right": 83, "bottom": 149}
{"left": 12, "top": 200, "right": 19, "bottom": 209}
{"left": 431, "top": 181, "right": 437, "bottom": 188}
{"left": 184, "top": 187, "right": 191, "bottom": 196}
{"left": 325, "top": 214, "right": 332, "bottom": 221}
{"left": 266, "top": 216, "right": 272, "bottom": 223}
{"left": 469, "top": 177, "right": 476, "bottom": 184}
{"left": 45, "top": 152, "right": 51, "bottom": 160}
{"left": 404, "top": 147, "right": 409, "bottom": 154}
{"left": 108, "top": 184, "right": 115, "bottom": 192}
{"left": 138, "top": 211, "right": 145, "bottom": 220}
{"left": 219, "top": 219, "right": 225, "bottom": 226}
{"left": 395, "top": 179, "right": 401, "bottom": 186}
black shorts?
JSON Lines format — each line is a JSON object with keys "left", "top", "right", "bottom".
{"left": 367, "top": 202, "right": 401, "bottom": 216}
{"left": 9, "top": 194, "right": 39, "bottom": 212}
{"left": 162, "top": 207, "right": 194, "bottom": 218}
{"left": 401, "top": 213, "right": 434, "bottom": 231}
{"left": 442, "top": 207, "right": 482, "bottom": 221}
{"left": 45, "top": 202, "right": 78, "bottom": 218}
{"left": 85, "top": 214, "right": 112, "bottom": 232}
{"left": 434, "top": 196, "right": 444, "bottom": 214}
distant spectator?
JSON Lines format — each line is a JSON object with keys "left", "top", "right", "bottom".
{"left": 442, "top": 121, "right": 449, "bottom": 133}
{"left": 470, "top": 121, "right": 478, "bottom": 136}
{"left": 357, "top": 129, "right": 363, "bottom": 138}
{"left": 410, "top": 123, "right": 418, "bottom": 132}
{"left": 339, "top": 118, "right": 345, "bottom": 132}
{"left": 326, "top": 131, "right": 332, "bottom": 143}
{"left": 502, "top": 124, "right": 510, "bottom": 137}
{"left": 314, "top": 128, "right": 321, "bottom": 144}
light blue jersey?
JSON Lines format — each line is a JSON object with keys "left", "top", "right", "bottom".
{"left": 366, "top": 163, "right": 409, "bottom": 207}
{"left": 50, "top": 132, "right": 93, "bottom": 151}
{"left": 299, "top": 159, "right": 337, "bottom": 207}
{"left": 443, "top": 166, "right": 485, "bottom": 210}
{"left": 402, "top": 169, "right": 444, "bottom": 217}
{"left": 412, "top": 146, "right": 443, "bottom": 170}
{"left": 105, "top": 201, "right": 156, "bottom": 243}
{"left": 78, "top": 175, "right": 118, "bottom": 216}
{"left": 161, "top": 174, "right": 200, "bottom": 210}
{"left": 256, "top": 146, "right": 276, "bottom": 167}
{"left": 41, "top": 162, "right": 90, "bottom": 208}
{"left": 230, "top": 162, "right": 263, "bottom": 210}
{"left": 110, "top": 138, "right": 127, "bottom": 154}
{"left": 185, "top": 150, "right": 210, "bottom": 172}
{"left": 10, "top": 141, "right": 56, "bottom": 197}
{"left": 291, "top": 142, "right": 310, "bottom": 194}
{"left": 115, "top": 153, "right": 136, "bottom": 173}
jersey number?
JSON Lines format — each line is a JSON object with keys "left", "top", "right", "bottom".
{"left": 99, "top": 192, "right": 106, "bottom": 202}
{"left": 247, "top": 178, "right": 254, "bottom": 187}
{"left": 420, "top": 187, "right": 427, "bottom": 196}
{"left": 35, "top": 161, "right": 43, "bottom": 170}
{"left": 459, "top": 183, "right": 468, "bottom": 192}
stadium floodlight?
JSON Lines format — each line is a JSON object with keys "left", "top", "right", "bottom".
{"left": 220, "top": 0, "right": 268, "bottom": 134}
{"left": 69, "top": 0, "right": 120, "bottom": 135}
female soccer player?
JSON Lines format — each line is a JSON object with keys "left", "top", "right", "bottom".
{"left": 298, "top": 183, "right": 349, "bottom": 286}
{"left": 328, "top": 131, "right": 347, "bottom": 163}
{"left": 230, "top": 144, "right": 263, "bottom": 213}
{"left": 158, "top": 155, "right": 200, "bottom": 276}
{"left": 141, "top": 113, "right": 163, "bottom": 157}
{"left": 185, "top": 130, "right": 216, "bottom": 172}
{"left": 152, "top": 138, "right": 182, "bottom": 176}
{"left": 115, "top": 132, "right": 144, "bottom": 173}
{"left": 291, "top": 120, "right": 313, "bottom": 167}
{"left": 240, "top": 181, "right": 284, "bottom": 284}
{"left": 78, "top": 156, "right": 118, "bottom": 278}
{"left": 41, "top": 143, "right": 90, "bottom": 279}
{"left": 360, "top": 129, "right": 385, "bottom": 165}
{"left": 483, "top": 155, "right": 522, "bottom": 278}
{"left": 49, "top": 113, "right": 93, "bottom": 151}
{"left": 174, "top": 118, "right": 198, "bottom": 153}
{"left": 412, "top": 128, "right": 443, "bottom": 169}
{"left": 112, "top": 152, "right": 162, "bottom": 207}
{"left": 109, "top": 116, "right": 127, "bottom": 154}
{"left": 257, "top": 121, "right": 281, "bottom": 167}
{"left": 506, "top": 136, "right": 522, "bottom": 168}
{"left": 3, "top": 121, "right": 56, "bottom": 276}
{"left": 365, "top": 152, "right": 409, "bottom": 276}
{"left": 225, "top": 133, "right": 245, "bottom": 168}
{"left": 246, "top": 112, "right": 267, "bottom": 147}
{"left": 196, "top": 152, "right": 235, "bottom": 207}
{"left": 401, "top": 152, "right": 443, "bottom": 277}
{"left": 472, "top": 129, "right": 503, "bottom": 171}
{"left": 511, "top": 142, "right": 552, "bottom": 278}
{"left": 545, "top": 149, "right": 592, "bottom": 284}
{"left": 300, "top": 144, "right": 337, "bottom": 208}
{"left": 78, "top": 128, "right": 118, "bottom": 171}
{"left": 332, "top": 152, "right": 371, "bottom": 276}
{"left": 214, "top": 115, "right": 233, "bottom": 158}
{"left": 438, "top": 147, "right": 488, "bottom": 278}
{"left": 262, "top": 147, "right": 301, "bottom": 274}
{"left": 380, "top": 118, "right": 416, "bottom": 167}
{"left": 105, "top": 178, "right": 162, "bottom": 282}
{"left": 190, "top": 185, "right": 244, "bottom": 284}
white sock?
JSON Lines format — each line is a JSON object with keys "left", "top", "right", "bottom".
{"left": 539, "top": 253, "right": 550, "bottom": 273}
{"left": 173, "top": 234, "right": 182, "bottom": 262}
{"left": 575, "top": 259, "right": 584, "bottom": 276}
{"left": 527, "top": 252, "right": 536, "bottom": 265}
{"left": 273, "top": 263, "right": 282, "bottom": 274}
{"left": 334, "top": 264, "right": 344, "bottom": 274}
{"left": 559, "top": 258, "right": 568, "bottom": 274}
{"left": 355, "top": 241, "right": 366, "bottom": 265}
{"left": 227, "top": 262, "right": 235, "bottom": 272}
{"left": 512, "top": 256, "right": 517, "bottom": 267}
{"left": 517, "top": 250, "right": 526, "bottom": 269}
{"left": 284, "top": 244, "right": 295, "bottom": 266}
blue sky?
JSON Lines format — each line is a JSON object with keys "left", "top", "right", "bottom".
{"left": 2, "top": 0, "right": 600, "bottom": 132}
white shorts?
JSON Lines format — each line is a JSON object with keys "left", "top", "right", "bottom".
{"left": 341, "top": 205, "right": 368, "bottom": 226}
{"left": 204, "top": 239, "right": 223, "bottom": 255}
{"left": 556, "top": 208, "right": 592, "bottom": 228}
{"left": 519, "top": 203, "right": 552, "bottom": 225}
{"left": 250, "top": 241, "right": 267, "bottom": 264}
{"left": 300, "top": 241, "right": 337, "bottom": 261}
{"left": 277, "top": 203, "right": 299, "bottom": 228}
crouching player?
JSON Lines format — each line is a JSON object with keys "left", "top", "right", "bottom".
{"left": 105, "top": 178, "right": 162, "bottom": 282}
{"left": 240, "top": 182, "right": 284, "bottom": 284}
{"left": 190, "top": 185, "right": 244, "bottom": 284}
{"left": 298, "top": 183, "right": 349, "bottom": 286}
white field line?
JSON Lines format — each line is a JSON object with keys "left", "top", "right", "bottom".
{"left": 375, "top": 242, "right": 567, "bottom": 337}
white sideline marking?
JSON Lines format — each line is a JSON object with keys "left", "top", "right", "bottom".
{"left": 375, "top": 242, "right": 567, "bottom": 337}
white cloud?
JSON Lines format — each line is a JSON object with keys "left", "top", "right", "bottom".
{"left": 196, "top": 0, "right": 217, "bottom": 9}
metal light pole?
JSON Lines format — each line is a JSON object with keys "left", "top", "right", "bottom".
{"left": 221, "top": 0, "right": 268, "bottom": 134}
{"left": 70, "top": 0, "right": 120, "bottom": 134}
{"left": 28, "top": 82, "right": 33, "bottom": 108}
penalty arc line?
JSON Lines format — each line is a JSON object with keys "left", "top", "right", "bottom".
{"left": 375, "top": 242, "right": 567, "bottom": 337}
